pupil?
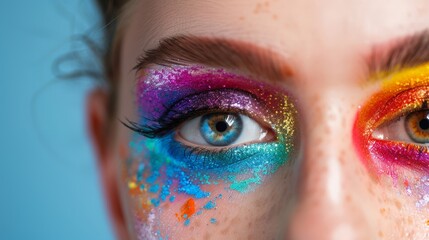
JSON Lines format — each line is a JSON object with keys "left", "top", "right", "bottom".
{"left": 215, "top": 121, "right": 228, "bottom": 132}
{"left": 419, "top": 118, "right": 429, "bottom": 130}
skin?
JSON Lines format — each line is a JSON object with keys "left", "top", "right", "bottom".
{"left": 88, "top": 0, "right": 429, "bottom": 239}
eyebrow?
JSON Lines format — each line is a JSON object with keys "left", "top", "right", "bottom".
{"left": 367, "top": 30, "right": 429, "bottom": 77}
{"left": 135, "top": 31, "right": 429, "bottom": 83}
{"left": 133, "top": 35, "right": 293, "bottom": 82}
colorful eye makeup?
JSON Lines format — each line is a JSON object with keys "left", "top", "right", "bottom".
{"left": 124, "top": 65, "right": 298, "bottom": 230}
{"left": 354, "top": 63, "right": 429, "bottom": 207}
{"left": 355, "top": 63, "right": 429, "bottom": 172}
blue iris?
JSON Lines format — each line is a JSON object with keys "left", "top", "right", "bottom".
{"left": 200, "top": 113, "right": 243, "bottom": 146}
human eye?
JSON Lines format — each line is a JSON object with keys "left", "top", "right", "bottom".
{"left": 373, "top": 104, "right": 429, "bottom": 144}
{"left": 354, "top": 63, "right": 429, "bottom": 173}
{"left": 178, "top": 112, "right": 273, "bottom": 147}
{"left": 124, "top": 65, "right": 298, "bottom": 207}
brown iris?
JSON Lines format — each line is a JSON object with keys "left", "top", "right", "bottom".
{"left": 405, "top": 110, "right": 429, "bottom": 143}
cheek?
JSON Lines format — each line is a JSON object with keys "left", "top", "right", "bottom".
{"left": 121, "top": 136, "right": 295, "bottom": 239}
{"left": 132, "top": 169, "right": 293, "bottom": 239}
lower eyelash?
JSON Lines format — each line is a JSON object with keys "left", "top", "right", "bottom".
{"left": 121, "top": 119, "right": 167, "bottom": 138}
{"left": 168, "top": 138, "right": 262, "bottom": 171}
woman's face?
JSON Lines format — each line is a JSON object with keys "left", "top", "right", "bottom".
{"left": 90, "top": 0, "right": 429, "bottom": 239}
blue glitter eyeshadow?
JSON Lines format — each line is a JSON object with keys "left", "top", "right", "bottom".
{"left": 136, "top": 162, "right": 145, "bottom": 182}
{"left": 204, "top": 201, "right": 216, "bottom": 210}
{"left": 129, "top": 132, "right": 290, "bottom": 206}
{"left": 151, "top": 198, "right": 160, "bottom": 207}
{"left": 149, "top": 184, "right": 160, "bottom": 193}
{"left": 184, "top": 219, "right": 190, "bottom": 226}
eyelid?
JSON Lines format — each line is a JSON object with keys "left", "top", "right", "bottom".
{"left": 126, "top": 89, "right": 273, "bottom": 139}
{"left": 360, "top": 63, "right": 429, "bottom": 131}
{"left": 361, "top": 86, "right": 429, "bottom": 134}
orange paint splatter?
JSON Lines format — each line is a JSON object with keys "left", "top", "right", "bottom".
{"left": 175, "top": 198, "right": 196, "bottom": 221}
{"left": 134, "top": 192, "right": 152, "bottom": 221}
{"left": 128, "top": 181, "right": 143, "bottom": 196}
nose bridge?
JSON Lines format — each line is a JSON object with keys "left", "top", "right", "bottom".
{"left": 298, "top": 90, "right": 353, "bottom": 205}
{"left": 284, "top": 90, "right": 377, "bottom": 239}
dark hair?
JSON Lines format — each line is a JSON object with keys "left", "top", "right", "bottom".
{"left": 95, "top": 0, "right": 130, "bottom": 117}
{"left": 54, "top": 0, "right": 129, "bottom": 118}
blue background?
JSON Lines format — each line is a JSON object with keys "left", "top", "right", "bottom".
{"left": 0, "top": 0, "right": 114, "bottom": 239}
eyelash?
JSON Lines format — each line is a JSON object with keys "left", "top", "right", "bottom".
{"left": 123, "top": 89, "right": 263, "bottom": 139}
{"left": 377, "top": 100, "right": 429, "bottom": 129}
{"left": 370, "top": 88, "right": 429, "bottom": 131}
{"left": 122, "top": 107, "right": 249, "bottom": 139}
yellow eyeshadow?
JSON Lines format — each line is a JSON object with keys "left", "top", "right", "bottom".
{"left": 378, "top": 63, "right": 429, "bottom": 92}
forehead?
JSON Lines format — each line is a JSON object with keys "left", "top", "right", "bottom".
{"left": 120, "top": 0, "right": 429, "bottom": 82}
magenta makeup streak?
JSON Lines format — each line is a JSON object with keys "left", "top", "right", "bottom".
{"left": 136, "top": 65, "right": 285, "bottom": 124}
{"left": 369, "top": 140, "right": 429, "bottom": 173}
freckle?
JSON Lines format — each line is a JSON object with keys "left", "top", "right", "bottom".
{"left": 393, "top": 200, "right": 402, "bottom": 210}
{"left": 407, "top": 216, "right": 413, "bottom": 224}
{"left": 345, "top": 194, "right": 352, "bottom": 203}
{"left": 272, "top": 14, "right": 277, "bottom": 20}
{"left": 204, "top": 232, "right": 211, "bottom": 240}
{"left": 253, "top": 3, "right": 261, "bottom": 14}
{"left": 378, "top": 230, "right": 384, "bottom": 238}
{"left": 367, "top": 184, "right": 374, "bottom": 195}
{"left": 426, "top": 219, "right": 429, "bottom": 226}
{"left": 221, "top": 226, "right": 230, "bottom": 235}
{"left": 194, "top": 219, "right": 201, "bottom": 227}
{"left": 312, "top": 94, "right": 321, "bottom": 103}
{"left": 340, "top": 156, "right": 348, "bottom": 166}
{"left": 229, "top": 215, "right": 239, "bottom": 225}
{"left": 239, "top": 16, "right": 245, "bottom": 21}
{"left": 379, "top": 208, "right": 386, "bottom": 215}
